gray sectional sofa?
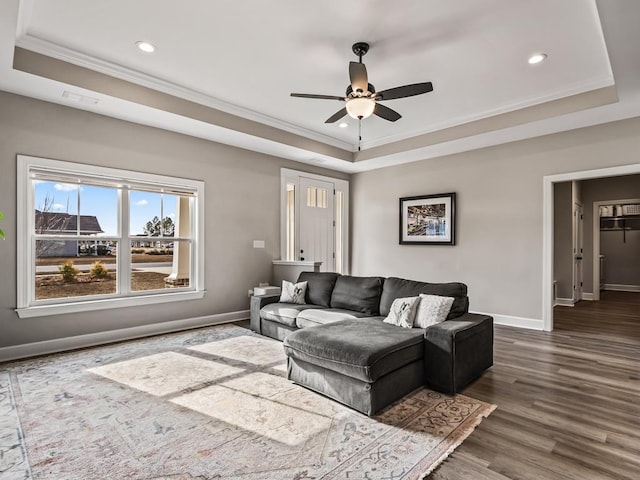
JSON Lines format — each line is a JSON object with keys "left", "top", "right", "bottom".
{"left": 250, "top": 271, "right": 493, "bottom": 416}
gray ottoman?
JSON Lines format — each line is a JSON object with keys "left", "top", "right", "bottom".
{"left": 283, "top": 319, "right": 425, "bottom": 416}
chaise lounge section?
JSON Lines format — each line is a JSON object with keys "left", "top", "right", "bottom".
{"left": 250, "top": 272, "right": 493, "bottom": 415}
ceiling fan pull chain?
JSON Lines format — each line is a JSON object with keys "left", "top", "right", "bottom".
{"left": 358, "top": 117, "right": 362, "bottom": 151}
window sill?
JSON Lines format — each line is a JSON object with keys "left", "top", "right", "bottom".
{"left": 15, "top": 290, "right": 206, "bottom": 318}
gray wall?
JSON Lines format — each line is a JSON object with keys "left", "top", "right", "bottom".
{"left": 351, "top": 117, "right": 640, "bottom": 321}
{"left": 0, "top": 91, "right": 347, "bottom": 349}
{"left": 554, "top": 182, "right": 573, "bottom": 300}
{"left": 580, "top": 174, "right": 640, "bottom": 292}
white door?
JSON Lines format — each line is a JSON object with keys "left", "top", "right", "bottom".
{"left": 573, "top": 203, "right": 584, "bottom": 301}
{"left": 299, "top": 177, "right": 334, "bottom": 272}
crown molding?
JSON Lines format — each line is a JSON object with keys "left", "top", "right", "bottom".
{"left": 15, "top": 33, "right": 355, "bottom": 152}
{"left": 360, "top": 75, "right": 616, "bottom": 150}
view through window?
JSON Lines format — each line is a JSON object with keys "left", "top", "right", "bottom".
{"left": 17, "top": 156, "right": 204, "bottom": 315}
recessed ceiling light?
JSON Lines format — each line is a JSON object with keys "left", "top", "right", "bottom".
{"left": 338, "top": 122, "right": 349, "bottom": 128}
{"left": 136, "top": 41, "right": 156, "bottom": 53}
{"left": 528, "top": 53, "right": 547, "bottom": 65}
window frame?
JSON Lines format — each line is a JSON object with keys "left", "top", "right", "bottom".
{"left": 16, "top": 155, "right": 205, "bottom": 318}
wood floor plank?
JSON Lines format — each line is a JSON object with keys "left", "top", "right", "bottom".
{"left": 429, "top": 290, "right": 640, "bottom": 479}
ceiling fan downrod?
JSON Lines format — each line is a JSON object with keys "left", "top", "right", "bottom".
{"left": 352, "top": 42, "right": 369, "bottom": 63}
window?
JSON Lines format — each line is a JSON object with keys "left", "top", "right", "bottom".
{"left": 17, "top": 155, "right": 205, "bottom": 318}
{"left": 306, "top": 186, "right": 328, "bottom": 209}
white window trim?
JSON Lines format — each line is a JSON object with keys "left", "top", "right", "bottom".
{"left": 16, "top": 155, "right": 206, "bottom": 318}
{"left": 280, "top": 168, "right": 349, "bottom": 274}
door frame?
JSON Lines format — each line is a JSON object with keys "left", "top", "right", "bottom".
{"left": 280, "top": 168, "right": 349, "bottom": 273}
{"left": 543, "top": 163, "right": 640, "bottom": 331}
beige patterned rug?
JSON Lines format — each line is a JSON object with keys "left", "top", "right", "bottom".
{"left": 0, "top": 324, "right": 495, "bottom": 480}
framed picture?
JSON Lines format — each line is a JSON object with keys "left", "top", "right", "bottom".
{"left": 399, "top": 193, "right": 456, "bottom": 245}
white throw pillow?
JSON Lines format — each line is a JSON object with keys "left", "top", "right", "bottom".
{"left": 414, "top": 294, "right": 455, "bottom": 328}
{"left": 280, "top": 280, "right": 307, "bottom": 304}
{"left": 383, "top": 296, "right": 420, "bottom": 328}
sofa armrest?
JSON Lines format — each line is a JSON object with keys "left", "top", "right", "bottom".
{"left": 423, "top": 313, "right": 494, "bottom": 394}
{"left": 250, "top": 294, "right": 281, "bottom": 334}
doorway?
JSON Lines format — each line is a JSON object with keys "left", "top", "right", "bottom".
{"left": 299, "top": 176, "right": 335, "bottom": 271}
{"left": 592, "top": 196, "right": 640, "bottom": 300}
{"left": 280, "top": 168, "right": 349, "bottom": 273}
{"left": 544, "top": 164, "right": 640, "bottom": 331}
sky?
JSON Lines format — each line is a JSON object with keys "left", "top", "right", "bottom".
{"left": 34, "top": 181, "right": 178, "bottom": 236}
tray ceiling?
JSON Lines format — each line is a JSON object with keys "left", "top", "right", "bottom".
{"left": 1, "top": 0, "right": 639, "bottom": 172}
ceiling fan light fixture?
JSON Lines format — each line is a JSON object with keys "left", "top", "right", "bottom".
{"left": 346, "top": 97, "right": 375, "bottom": 119}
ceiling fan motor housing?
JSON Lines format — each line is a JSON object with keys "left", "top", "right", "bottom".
{"left": 346, "top": 84, "right": 376, "bottom": 97}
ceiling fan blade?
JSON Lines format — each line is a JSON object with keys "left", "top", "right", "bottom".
{"left": 349, "top": 61, "right": 369, "bottom": 93}
{"left": 291, "top": 93, "right": 345, "bottom": 100}
{"left": 374, "top": 82, "right": 433, "bottom": 101}
{"left": 325, "top": 107, "right": 348, "bottom": 124}
{"left": 373, "top": 103, "right": 402, "bottom": 122}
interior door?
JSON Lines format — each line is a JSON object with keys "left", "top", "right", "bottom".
{"left": 299, "top": 177, "right": 334, "bottom": 272}
{"left": 573, "top": 202, "right": 584, "bottom": 301}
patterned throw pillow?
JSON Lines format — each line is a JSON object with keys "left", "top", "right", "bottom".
{"left": 383, "top": 296, "right": 420, "bottom": 328}
{"left": 280, "top": 280, "right": 308, "bottom": 304}
{"left": 414, "top": 294, "right": 455, "bottom": 328}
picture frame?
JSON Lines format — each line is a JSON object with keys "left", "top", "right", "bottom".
{"left": 399, "top": 192, "right": 456, "bottom": 245}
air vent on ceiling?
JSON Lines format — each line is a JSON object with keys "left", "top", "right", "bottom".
{"left": 62, "top": 91, "right": 99, "bottom": 105}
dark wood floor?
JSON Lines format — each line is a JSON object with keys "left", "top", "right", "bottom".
{"left": 431, "top": 291, "right": 640, "bottom": 480}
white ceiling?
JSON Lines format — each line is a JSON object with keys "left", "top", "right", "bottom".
{"left": 1, "top": 0, "right": 640, "bottom": 172}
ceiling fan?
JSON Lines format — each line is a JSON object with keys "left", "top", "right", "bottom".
{"left": 291, "top": 42, "right": 434, "bottom": 124}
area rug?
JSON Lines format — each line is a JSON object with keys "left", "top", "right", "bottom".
{"left": 0, "top": 324, "right": 495, "bottom": 479}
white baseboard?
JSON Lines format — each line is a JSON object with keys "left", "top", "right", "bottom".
{"left": 604, "top": 284, "right": 640, "bottom": 292}
{"left": 472, "top": 311, "right": 544, "bottom": 331}
{"left": 554, "top": 298, "right": 575, "bottom": 307}
{"left": 582, "top": 292, "right": 595, "bottom": 301}
{"left": 0, "top": 310, "right": 250, "bottom": 363}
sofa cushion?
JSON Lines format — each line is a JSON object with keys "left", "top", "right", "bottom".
{"left": 295, "top": 308, "right": 370, "bottom": 329}
{"left": 283, "top": 319, "right": 424, "bottom": 383}
{"left": 297, "top": 271, "right": 340, "bottom": 307}
{"left": 260, "top": 303, "right": 323, "bottom": 327}
{"left": 330, "top": 275, "right": 384, "bottom": 315}
{"left": 379, "top": 277, "right": 468, "bottom": 320}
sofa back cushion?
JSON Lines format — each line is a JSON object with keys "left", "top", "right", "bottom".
{"left": 330, "top": 275, "right": 384, "bottom": 315}
{"left": 379, "top": 277, "right": 468, "bottom": 320}
{"left": 297, "top": 271, "right": 341, "bottom": 307}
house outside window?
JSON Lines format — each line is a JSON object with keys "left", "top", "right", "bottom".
{"left": 16, "top": 155, "right": 205, "bottom": 318}
{"left": 35, "top": 210, "right": 104, "bottom": 257}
